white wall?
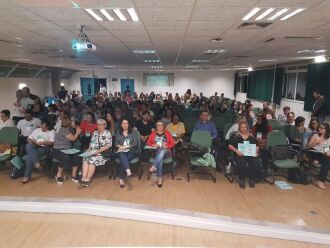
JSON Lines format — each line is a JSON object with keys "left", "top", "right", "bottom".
{"left": 0, "top": 77, "right": 52, "bottom": 115}
{"left": 67, "top": 69, "right": 235, "bottom": 98}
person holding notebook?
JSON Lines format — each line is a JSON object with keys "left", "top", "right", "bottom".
{"left": 228, "top": 121, "right": 260, "bottom": 189}
{"left": 146, "top": 120, "right": 175, "bottom": 188}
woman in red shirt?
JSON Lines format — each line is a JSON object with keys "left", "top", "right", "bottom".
{"left": 146, "top": 120, "right": 175, "bottom": 187}
{"left": 80, "top": 112, "right": 98, "bottom": 150}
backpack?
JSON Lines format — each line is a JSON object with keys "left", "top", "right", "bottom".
{"left": 9, "top": 165, "right": 25, "bottom": 179}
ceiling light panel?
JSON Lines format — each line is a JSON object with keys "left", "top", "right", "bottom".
{"left": 204, "top": 49, "right": 227, "bottom": 54}
{"left": 85, "top": 8, "right": 139, "bottom": 22}
{"left": 242, "top": 7, "right": 305, "bottom": 22}
{"left": 145, "top": 59, "right": 160, "bottom": 63}
{"left": 133, "top": 50, "right": 156, "bottom": 54}
{"left": 192, "top": 59, "right": 209, "bottom": 63}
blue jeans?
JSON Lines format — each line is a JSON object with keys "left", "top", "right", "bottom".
{"left": 24, "top": 144, "right": 48, "bottom": 179}
{"left": 117, "top": 152, "right": 137, "bottom": 179}
{"left": 153, "top": 149, "right": 171, "bottom": 178}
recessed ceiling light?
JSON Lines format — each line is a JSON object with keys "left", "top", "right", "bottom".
{"left": 242, "top": 7, "right": 261, "bottom": 21}
{"left": 248, "top": 67, "right": 253, "bottom": 71}
{"left": 259, "top": 59, "right": 278, "bottom": 62}
{"left": 18, "top": 83, "right": 26, "bottom": 89}
{"left": 85, "top": 9, "right": 103, "bottom": 21}
{"left": 127, "top": 8, "right": 139, "bottom": 22}
{"left": 314, "top": 55, "right": 327, "bottom": 63}
{"left": 100, "top": 9, "right": 114, "bottom": 21}
{"left": 186, "top": 65, "right": 199, "bottom": 68}
{"left": 113, "top": 9, "right": 126, "bottom": 21}
{"left": 133, "top": 50, "right": 156, "bottom": 54}
{"left": 192, "top": 59, "right": 209, "bottom": 63}
{"left": 268, "top": 8, "right": 289, "bottom": 21}
{"left": 210, "top": 38, "right": 223, "bottom": 43}
{"left": 103, "top": 65, "right": 116, "bottom": 68}
{"left": 14, "top": 58, "right": 32, "bottom": 62}
{"left": 280, "top": 8, "right": 304, "bottom": 20}
{"left": 204, "top": 49, "right": 227, "bottom": 54}
{"left": 255, "top": 8, "right": 275, "bottom": 20}
{"left": 151, "top": 66, "right": 162, "bottom": 69}
{"left": 71, "top": 1, "right": 80, "bottom": 8}
{"left": 145, "top": 59, "right": 160, "bottom": 63}
{"left": 298, "top": 49, "right": 327, "bottom": 54}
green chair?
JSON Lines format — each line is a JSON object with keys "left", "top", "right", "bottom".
{"left": 252, "top": 107, "right": 261, "bottom": 115}
{"left": 279, "top": 124, "right": 291, "bottom": 137}
{"left": 266, "top": 131, "right": 299, "bottom": 181}
{"left": 0, "top": 127, "right": 19, "bottom": 163}
{"left": 113, "top": 130, "right": 142, "bottom": 180}
{"left": 212, "top": 116, "right": 226, "bottom": 131}
{"left": 187, "top": 130, "right": 216, "bottom": 183}
{"left": 183, "top": 115, "right": 197, "bottom": 138}
{"left": 267, "top": 119, "right": 281, "bottom": 130}
{"left": 223, "top": 122, "right": 234, "bottom": 140}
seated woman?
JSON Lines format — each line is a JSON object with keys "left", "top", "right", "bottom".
{"left": 165, "top": 115, "right": 185, "bottom": 145}
{"left": 288, "top": 116, "right": 306, "bottom": 145}
{"left": 243, "top": 103, "right": 255, "bottom": 129}
{"left": 80, "top": 119, "right": 112, "bottom": 187}
{"left": 251, "top": 114, "right": 272, "bottom": 171}
{"left": 287, "top": 112, "right": 296, "bottom": 126}
{"left": 225, "top": 114, "right": 246, "bottom": 141}
{"left": 105, "top": 112, "right": 116, "bottom": 136}
{"left": 146, "top": 120, "right": 175, "bottom": 187}
{"left": 115, "top": 119, "right": 139, "bottom": 188}
{"left": 79, "top": 112, "right": 98, "bottom": 151}
{"left": 22, "top": 120, "right": 55, "bottom": 184}
{"left": 307, "top": 117, "right": 319, "bottom": 132}
{"left": 229, "top": 121, "right": 260, "bottom": 188}
{"left": 306, "top": 123, "right": 330, "bottom": 190}
{"left": 53, "top": 117, "right": 82, "bottom": 184}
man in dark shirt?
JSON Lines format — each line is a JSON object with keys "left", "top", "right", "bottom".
{"left": 57, "top": 86, "right": 70, "bottom": 103}
{"left": 135, "top": 110, "right": 154, "bottom": 143}
{"left": 312, "top": 89, "right": 327, "bottom": 123}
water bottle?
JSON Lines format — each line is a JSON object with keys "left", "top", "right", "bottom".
{"left": 226, "top": 162, "right": 232, "bottom": 174}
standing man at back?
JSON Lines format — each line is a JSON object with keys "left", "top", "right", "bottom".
{"left": 312, "top": 89, "right": 327, "bottom": 123}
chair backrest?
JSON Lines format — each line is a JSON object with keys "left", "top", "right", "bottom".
{"left": 184, "top": 116, "right": 198, "bottom": 135}
{"left": 302, "top": 131, "right": 317, "bottom": 151}
{"left": 212, "top": 116, "right": 226, "bottom": 130}
{"left": 279, "top": 124, "right": 291, "bottom": 137}
{"left": 223, "top": 122, "right": 234, "bottom": 138}
{"left": 266, "top": 131, "right": 288, "bottom": 150}
{"left": 191, "top": 130, "right": 212, "bottom": 148}
{"left": 0, "top": 127, "right": 19, "bottom": 146}
{"left": 133, "top": 129, "right": 141, "bottom": 150}
{"left": 267, "top": 119, "right": 281, "bottom": 130}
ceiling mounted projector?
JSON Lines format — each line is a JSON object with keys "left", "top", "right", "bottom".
{"left": 72, "top": 25, "right": 96, "bottom": 51}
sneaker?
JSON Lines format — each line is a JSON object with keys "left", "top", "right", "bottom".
{"left": 71, "top": 176, "right": 79, "bottom": 183}
{"left": 55, "top": 176, "right": 64, "bottom": 184}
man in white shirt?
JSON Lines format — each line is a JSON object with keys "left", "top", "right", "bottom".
{"left": 17, "top": 110, "right": 41, "bottom": 138}
{"left": 0, "top": 110, "right": 16, "bottom": 130}
{"left": 22, "top": 120, "right": 55, "bottom": 183}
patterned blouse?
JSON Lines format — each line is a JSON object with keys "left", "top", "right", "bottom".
{"left": 85, "top": 130, "right": 112, "bottom": 166}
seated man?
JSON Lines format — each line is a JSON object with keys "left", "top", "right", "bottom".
{"left": 0, "top": 109, "right": 15, "bottom": 130}
{"left": 135, "top": 110, "right": 154, "bottom": 161}
{"left": 193, "top": 110, "right": 217, "bottom": 139}
{"left": 193, "top": 110, "right": 223, "bottom": 164}
{"left": 17, "top": 110, "right": 41, "bottom": 140}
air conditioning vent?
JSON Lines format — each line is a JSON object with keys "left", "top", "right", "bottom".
{"left": 238, "top": 22, "right": 273, "bottom": 29}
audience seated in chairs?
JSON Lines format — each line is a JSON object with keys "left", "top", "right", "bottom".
{"left": 228, "top": 121, "right": 261, "bottom": 189}
{"left": 80, "top": 119, "right": 112, "bottom": 187}
{"left": 53, "top": 117, "right": 82, "bottom": 184}
{"left": 146, "top": 120, "right": 175, "bottom": 187}
{"left": 22, "top": 119, "right": 55, "bottom": 184}
{"left": 288, "top": 116, "right": 306, "bottom": 145}
{"left": 115, "top": 119, "right": 139, "bottom": 188}
{"left": 306, "top": 123, "right": 330, "bottom": 190}
{"left": 166, "top": 114, "right": 185, "bottom": 146}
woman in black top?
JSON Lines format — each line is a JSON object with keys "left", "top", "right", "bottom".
{"left": 229, "top": 121, "right": 260, "bottom": 188}
{"left": 115, "top": 119, "right": 139, "bottom": 188}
